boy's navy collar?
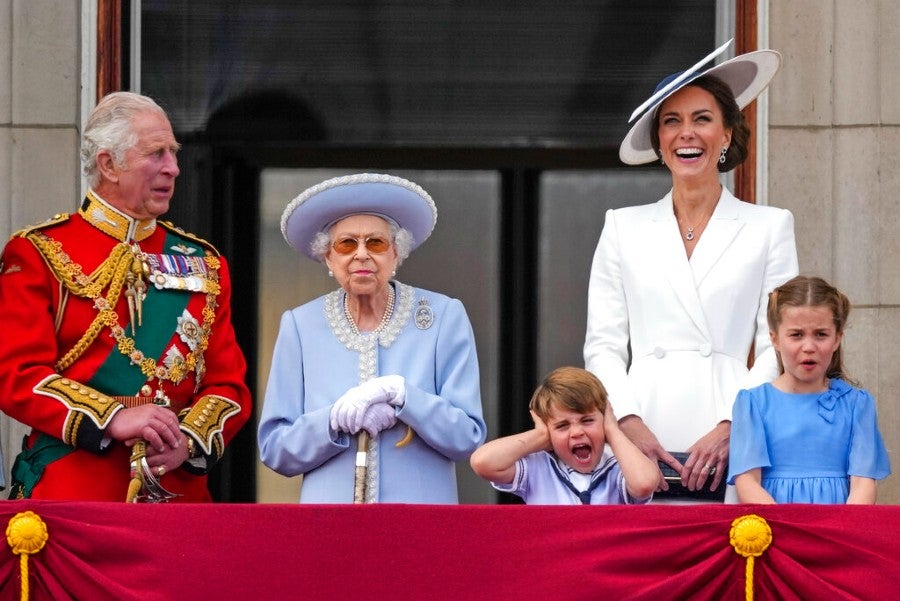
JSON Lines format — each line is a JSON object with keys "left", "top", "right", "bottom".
{"left": 548, "top": 451, "right": 616, "bottom": 504}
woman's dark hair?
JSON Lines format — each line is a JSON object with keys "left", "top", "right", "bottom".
{"left": 650, "top": 74, "right": 750, "bottom": 172}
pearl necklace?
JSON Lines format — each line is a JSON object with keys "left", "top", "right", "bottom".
{"left": 344, "top": 285, "right": 395, "bottom": 336}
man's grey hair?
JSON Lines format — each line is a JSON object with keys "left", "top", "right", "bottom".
{"left": 81, "top": 92, "right": 171, "bottom": 187}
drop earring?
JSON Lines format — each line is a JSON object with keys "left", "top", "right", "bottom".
{"left": 719, "top": 147, "right": 728, "bottom": 164}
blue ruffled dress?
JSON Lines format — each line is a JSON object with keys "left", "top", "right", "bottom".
{"left": 728, "top": 379, "right": 891, "bottom": 503}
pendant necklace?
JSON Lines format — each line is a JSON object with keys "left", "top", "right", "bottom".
{"left": 680, "top": 209, "right": 714, "bottom": 241}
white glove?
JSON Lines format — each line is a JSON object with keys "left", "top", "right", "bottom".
{"left": 359, "top": 402, "right": 398, "bottom": 437}
{"left": 329, "top": 375, "right": 406, "bottom": 434}
{"left": 374, "top": 375, "right": 406, "bottom": 408}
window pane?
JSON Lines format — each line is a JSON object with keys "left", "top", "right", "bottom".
{"left": 537, "top": 170, "right": 672, "bottom": 377}
{"left": 141, "top": 1, "right": 715, "bottom": 148}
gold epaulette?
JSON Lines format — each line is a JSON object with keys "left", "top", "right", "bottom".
{"left": 158, "top": 221, "right": 221, "bottom": 256}
{"left": 13, "top": 213, "right": 71, "bottom": 238}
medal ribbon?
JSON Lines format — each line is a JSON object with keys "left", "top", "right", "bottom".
{"left": 88, "top": 233, "right": 202, "bottom": 394}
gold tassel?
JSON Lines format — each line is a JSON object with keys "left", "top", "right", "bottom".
{"left": 730, "top": 514, "right": 773, "bottom": 601}
{"left": 6, "top": 511, "right": 49, "bottom": 601}
{"left": 395, "top": 425, "right": 415, "bottom": 447}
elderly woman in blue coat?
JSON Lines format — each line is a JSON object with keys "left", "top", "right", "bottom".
{"left": 258, "top": 173, "right": 486, "bottom": 503}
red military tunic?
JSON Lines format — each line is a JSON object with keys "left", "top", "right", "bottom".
{"left": 0, "top": 191, "right": 251, "bottom": 501}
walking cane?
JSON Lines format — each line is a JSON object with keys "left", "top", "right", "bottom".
{"left": 353, "top": 431, "right": 370, "bottom": 503}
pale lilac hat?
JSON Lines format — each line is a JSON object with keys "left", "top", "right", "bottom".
{"left": 281, "top": 173, "right": 438, "bottom": 261}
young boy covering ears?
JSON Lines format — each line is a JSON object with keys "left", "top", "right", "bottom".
{"left": 470, "top": 367, "right": 658, "bottom": 504}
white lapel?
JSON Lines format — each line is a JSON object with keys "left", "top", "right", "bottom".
{"left": 689, "top": 188, "right": 745, "bottom": 288}
{"left": 651, "top": 193, "right": 711, "bottom": 337}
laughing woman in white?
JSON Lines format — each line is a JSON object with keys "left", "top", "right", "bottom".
{"left": 584, "top": 42, "right": 799, "bottom": 501}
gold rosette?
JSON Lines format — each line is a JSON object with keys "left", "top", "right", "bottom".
{"left": 6, "top": 511, "right": 50, "bottom": 601}
{"left": 730, "top": 514, "right": 773, "bottom": 601}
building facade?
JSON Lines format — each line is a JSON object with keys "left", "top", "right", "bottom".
{"left": 1, "top": 0, "right": 897, "bottom": 502}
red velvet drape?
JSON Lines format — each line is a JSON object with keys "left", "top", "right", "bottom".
{"left": 1, "top": 501, "right": 896, "bottom": 601}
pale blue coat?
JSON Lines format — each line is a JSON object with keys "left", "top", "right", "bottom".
{"left": 258, "top": 282, "right": 486, "bottom": 503}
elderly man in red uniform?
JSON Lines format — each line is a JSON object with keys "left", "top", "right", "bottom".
{"left": 0, "top": 92, "right": 251, "bottom": 502}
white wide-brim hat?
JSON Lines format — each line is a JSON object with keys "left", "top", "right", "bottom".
{"left": 281, "top": 173, "right": 438, "bottom": 260}
{"left": 619, "top": 39, "right": 782, "bottom": 165}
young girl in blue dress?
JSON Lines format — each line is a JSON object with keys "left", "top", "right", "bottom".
{"left": 728, "top": 275, "right": 891, "bottom": 503}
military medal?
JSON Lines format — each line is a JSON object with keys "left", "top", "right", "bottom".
{"left": 144, "top": 252, "right": 215, "bottom": 293}
{"left": 177, "top": 310, "right": 202, "bottom": 351}
{"left": 125, "top": 243, "right": 149, "bottom": 333}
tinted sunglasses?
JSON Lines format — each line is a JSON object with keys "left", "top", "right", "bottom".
{"left": 331, "top": 236, "right": 392, "bottom": 255}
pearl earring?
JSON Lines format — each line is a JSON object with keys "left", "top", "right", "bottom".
{"left": 328, "top": 270, "right": 333, "bottom": 277}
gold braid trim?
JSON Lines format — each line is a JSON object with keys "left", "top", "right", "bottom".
{"left": 65, "top": 412, "right": 85, "bottom": 446}
{"left": 178, "top": 395, "right": 241, "bottom": 456}
{"left": 28, "top": 232, "right": 222, "bottom": 383}
{"left": 26, "top": 231, "right": 131, "bottom": 298}
{"left": 27, "top": 232, "right": 133, "bottom": 371}
{"left": 13, "top": 213, "right": 70, "bottom": 238}
{"left": 158, "top": 221, "right": 222, "bottom": 257}
{"left": 33, "top": 375, "right": 122, "bottom": 437}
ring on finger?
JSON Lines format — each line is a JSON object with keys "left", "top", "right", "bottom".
{"left": 157, "top": 465, "right": 166, "bottom": 477}
{"left": 707, "top": 465, "right": 717, "bottom": 476}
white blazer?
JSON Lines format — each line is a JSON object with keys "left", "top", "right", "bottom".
{"left": 584, "top": 188, "right": 799, "bottom": 451}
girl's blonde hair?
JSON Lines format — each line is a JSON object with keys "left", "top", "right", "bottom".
{"left": 767, "top": 275, "right": 854, "bottom": 383}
